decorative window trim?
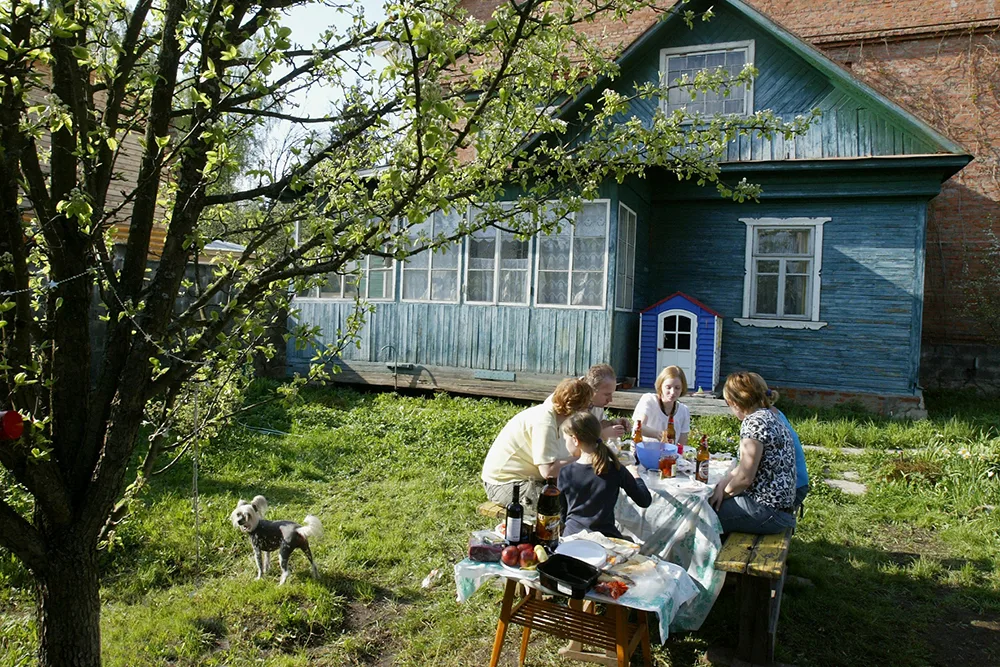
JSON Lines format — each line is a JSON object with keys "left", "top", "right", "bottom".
{"left": 737, "top": 216, "right": 828, "bottom": 329}
{"left": 292, "top": 222, "right": 396, "bottom": 302}
{"left": 463, "top": 206, "right": 533, "bottom": 306}
{"left": 533, "top": 199, "right": 611, "bottom": 311}
{"left": 659, "top": 40, "right": 755, "bottom": 120}
{"left": 614, "top": 202, "right": 638, "bottom": 312}
{"left": 400, "top": 211, "right": 463, "bottom": 304}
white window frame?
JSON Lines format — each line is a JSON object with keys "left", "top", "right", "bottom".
{"left": 291, "top": 222, "right": 395, "bottom": 302}
{"left": 659, "top": 40, "right": 755, "bottom": 119}
{"left": 463, "top": 208, "right": 532, "bottom": 306}
{"left": 533, "top": 199, "right": 611, "bottom": 311}
{"left": 735, "top": 217, "right": 828, "bottom": 330}
{"left": 400, "top": 210, "right": 463, "bottom": 304}
{"left": 615, "top": 203, "right": 637, "bottom": 312}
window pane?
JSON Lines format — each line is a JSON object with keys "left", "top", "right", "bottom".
{"left": 678, "top": 316, "right": 691, "bottom": 332}
{"left": 406, "top": 250, "right": 430, "bottom": 269}
{"left": 757, "top": 229, "right": 810, "bottom": 255}
{"left": 430, "top": 270, "right": 457, "bottom": 301}
{"left": 468, "top": 270, "right": 493, "bottom": 302}
{"left": 319, "top": 273, "right": 342, "bottom": 298}
{"left": 784, "top": 275, "right": 808, "bottom": 316}
{"left": 368, "top": 270, "right": 389, "bottom": 299}
{"left": 499, "top": 270, "right": 527, "bottom": 304}
{"left": 468, "top": 235, "right": 496, "bottom": 270}
{"left": 539, "top": 236, "right": 570, "bottom": 270}
{"left": 677, "top": 333, "right": 691, "bottom": 350}
{"left": 786, "top": 260, "right": 810, "bottom": 275}
{"left": 726, "top": 51, "right": 747, "bottom": 67}
{"left": 571, "top": 271, "right": 602, "bottom": 306}
{"left": 576, "top": 203, "right": 607, "bottom": 237}
{"left": 344, "top": 274, "right": 359, "bottom": 299}
{"left": 663, "top": 333, "right": 676, "bottom": 349}
{"left": 573, "top": 237, "right": 605, "bottom": 271}
{"left": 402, "top": 270, "right": 428, "bottom": 300}
{"left": 434, "top": 244, "right": 460, "bottom": 269}
{"left": 665, "top": 315, "right": 676, "bottom": 331}
{"left": 500, "top": 234, "right": 529, "bottom": 268}
{"left": 538, "top": 271, "right": 568, "bottom": 305}
{"left": 755, "top": 274, "right": 778, "bottom": 315}
{"left": 757, "top": 259, "right": 780, "bottom": 274}
{"left": 706, "top": 51, "right": 726, "bottom": 67}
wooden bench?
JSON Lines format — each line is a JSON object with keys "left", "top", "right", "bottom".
{"left": 712, "top": 529, "right": 792, "bottom": 666}
{"left": 477, "top": 501, "right": 506, "bottom": 519}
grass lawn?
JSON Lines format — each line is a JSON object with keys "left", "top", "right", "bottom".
{"left": 2, "top": 383, "right": 999, "bottom": 666}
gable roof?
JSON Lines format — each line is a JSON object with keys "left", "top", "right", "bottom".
{"left": 640, "top": 291, "right": 722, "bottom": 317}
{"left": 557, "top": 0, "right": 969, "bottom": 159}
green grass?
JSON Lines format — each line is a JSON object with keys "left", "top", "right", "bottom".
{"left": 2, "top": 383, "right": 999, "bottom": 666}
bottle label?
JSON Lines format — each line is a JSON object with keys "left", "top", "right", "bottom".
{"left": 696, "top": 460, "right": 709, "bottom": 482}
{"left": 505, "top": 517, "right": 522, "bottom": 542}
{"left": 535, "top": 514, "right": 561, "bottom": 543}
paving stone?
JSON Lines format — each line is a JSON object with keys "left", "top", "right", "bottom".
{"left": 841, "top": 471, "right": 861, "bottom": 481}
{"left": 823, "top": 478, "right": 867, "bottom": 495}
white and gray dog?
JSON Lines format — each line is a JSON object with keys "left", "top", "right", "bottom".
{"left": 230, "top": 495, "right": 323, "bottom": 584}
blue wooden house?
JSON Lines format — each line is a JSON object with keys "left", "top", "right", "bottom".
{"left": 638, "top": 293, "right": 722, "bottom": 394}
{"left": 288, "top": 0, "right": 970, "bottom": 415}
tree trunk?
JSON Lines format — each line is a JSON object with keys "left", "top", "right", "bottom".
{"left": 36, "top": 539, "right": 102, "bottom": 667}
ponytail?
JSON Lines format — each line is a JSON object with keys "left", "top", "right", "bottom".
{"left": 591, "top": 437, "right": 620, "bottom": 476}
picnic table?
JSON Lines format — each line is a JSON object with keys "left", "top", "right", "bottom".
{"left": 614, "top": 456, "right": 732, "bottom": 631}
{"left": 455, "top": 532, "right": 699, "bottom": 646}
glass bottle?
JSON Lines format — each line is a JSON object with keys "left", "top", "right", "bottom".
{"left": 633, "top": 419, "right": 643, "bottom": 446}
{"left": 695, "top": 434, "right": 710, "bottom": 483}
{"left": 505, "top": 484, "right": 523, "bottom": 545}
{"left": 535, "top": 478, "right": 562, "bottom": 551}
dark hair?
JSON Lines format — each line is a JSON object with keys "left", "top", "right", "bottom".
{"left": 562, "top": 411, "right": 619, "bottom": 476}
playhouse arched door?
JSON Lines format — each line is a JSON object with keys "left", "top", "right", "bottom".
{"left": 656, "top": 309, "right": 697, "bottom": 385}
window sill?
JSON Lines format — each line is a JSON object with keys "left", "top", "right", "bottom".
{"left": 734, "top": 318, "right": 827, "bottom": 330}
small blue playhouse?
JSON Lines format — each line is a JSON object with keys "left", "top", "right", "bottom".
{"left": 638, "top": 292, "right": 722, "bottom": 394}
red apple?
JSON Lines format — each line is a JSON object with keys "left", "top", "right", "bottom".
{"left": 519, "top": 549, "right": 538, "bottom": 568}
{"left": 501, "top": 545, "right": 521, "bottom": 567}
{"left": 517, "top": 542, "right": 535, "bottom": 554}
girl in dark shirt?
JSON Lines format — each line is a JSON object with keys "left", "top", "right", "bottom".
{"left": 558, "top": 412, "right": 652, "bottom": 539}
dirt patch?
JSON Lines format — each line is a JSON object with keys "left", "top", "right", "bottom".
{"left": 926, "top": 606, "right": 1000, "bottom": 666}
{"left": 870, "top": 524, "right": 952, "bottom": 564}
{"left": 338, "top": 599, "right": 402, "bottom": 666}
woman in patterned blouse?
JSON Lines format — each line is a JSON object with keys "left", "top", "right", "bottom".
{"left": 709, "top": 372, "right": 797, "bottom": 535}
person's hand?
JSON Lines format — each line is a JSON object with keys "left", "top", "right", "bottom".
{"left": 710, "top": 482, "right": 727, "bottom": 510}
{"left": 601, "top": 424, "right": 625, "bottom": 440}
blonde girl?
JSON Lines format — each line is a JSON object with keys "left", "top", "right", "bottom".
{"left": 631, "top": 365, "right": 691, "bottom": 448}
{"left": 558, "top": 412, "right": 652, "bottom": 538}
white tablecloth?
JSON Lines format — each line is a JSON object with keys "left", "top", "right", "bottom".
{"left": 614, "top": 459, "right": 730, "bottom": 631}
{"left": 455, "top": 546, "right": 698, "bottom": 643}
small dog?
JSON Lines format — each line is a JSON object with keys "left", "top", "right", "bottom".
{"left": 230, "top": 495, "right": 323, "bottom": 584}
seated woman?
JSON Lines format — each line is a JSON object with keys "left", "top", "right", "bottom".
{"left": 758, "top": 375, "right": 810, "bottom": 510}
{"left": 631, "top": 365, "right": 690, "bottom": 449}
{"left": 481, "top": 378, "right": 593, "bottom": 517}
{"left": 710, "top": 372, "right": 797, "bottom": 535}
{"left": 558, "top": 412, "right": 651, "bottom": 538}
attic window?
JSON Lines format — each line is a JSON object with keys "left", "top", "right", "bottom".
{"left": 660, "top": 41, "right": 755, "bottom": 118}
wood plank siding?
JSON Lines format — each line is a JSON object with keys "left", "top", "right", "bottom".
{"left": 612, "top": 3, "right": 938, "bottom": 162}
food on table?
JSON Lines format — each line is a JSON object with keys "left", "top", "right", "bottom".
{"left": 501, "top": 545, "right": 521, "bottom": 567}
{"left": 518, "top": 542, "right": 535, "bottom": 554}
{"left": 468, "top": 534, "right": 505, "bottom": 563}
{"left": 534, "top": 545, "right": 549, "bottom": 563}
{"left": 594, "top": 579, "right": 629, "bottom": 600}
{"left": 519, "top": 548, "right": 539, "bottom": 569}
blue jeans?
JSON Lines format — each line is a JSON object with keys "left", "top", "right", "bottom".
{"left": 716, "top": 493, "right": 796, "bottom": 535}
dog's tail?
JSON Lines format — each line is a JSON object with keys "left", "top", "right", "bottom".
{"left": 298, "top": 515, "right": 323, "bottom": 542}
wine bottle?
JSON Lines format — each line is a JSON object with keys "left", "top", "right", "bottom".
{"left": 535, "top": 478, "right": 562, "bottom": 551}
{"left": 505, "top": 484, "right": 523, "bottom": 545}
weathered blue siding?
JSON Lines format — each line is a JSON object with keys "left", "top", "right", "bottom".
{"left": 640, "top": 193, "right": 930, "bottom": 395}
{"left": 611, "top": 3, "right": 938, "bottom": 161}
{"left": 610, "top": 176, "right": 653, "bottom": 377}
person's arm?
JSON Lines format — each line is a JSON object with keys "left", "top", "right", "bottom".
{"left": 530, "top": 413, "right": 574, "bottom": 479}
{"left": 619, "top": 464, "right": 652, "bottom": 508}
{"left": 632, "top": 395, "right": 660, "bottom": 439}
{"left": 710, "top": 438, "right": 762, "bottom": 510}
{"left": 538, "top": 459, "right": 575, "bottom": 479}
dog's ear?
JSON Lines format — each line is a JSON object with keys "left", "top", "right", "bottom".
{"left": 251, "top": 495, "right": 268, "bottom": 516}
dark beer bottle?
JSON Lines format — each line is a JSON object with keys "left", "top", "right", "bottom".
{"left": 535, "top": 478, "right": 562, "bottom": 551}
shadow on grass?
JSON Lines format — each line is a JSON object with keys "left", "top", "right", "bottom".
{"left": 672, "top": 537, "right": 1000, "bottom": 667}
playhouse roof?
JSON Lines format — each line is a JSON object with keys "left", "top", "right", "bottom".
{"left": 640, "top": 291, "right": 722, "bottom": 318}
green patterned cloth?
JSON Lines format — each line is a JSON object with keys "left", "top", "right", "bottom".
{"left": 454, "top": 553, "right": 698, "bottom": 643}
{"left": 614, "top": 460, "right": 729, "bottom": 631}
